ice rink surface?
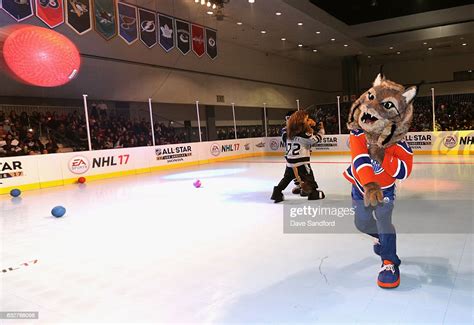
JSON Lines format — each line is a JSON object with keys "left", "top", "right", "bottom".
{"left": 1, "top": 154, "right": 473, "bottom": 324}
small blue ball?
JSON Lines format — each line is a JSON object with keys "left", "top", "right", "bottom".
{"left": 51, "top": 206, "right": 66, "bottom": 218}
{"left": 10, "top": 189, "right": 21, "bottom": 197}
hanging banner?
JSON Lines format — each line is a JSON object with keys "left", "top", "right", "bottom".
{"left": 138, "top": 7, "right": 156, "bottom": 48}
{"left": 35, "top": 0, "right": 64, "bottom": 28}
{"left": 1, "top": 0, "right": 33, "bottom": 22}
{"left": 117, "top": 2, "right": 137, "bottom": 44}
{"left": 191, "top": 24, "right": 205, "bottom": 57}
{"left": 93, "top": 0, "right": 116, "bottom": 40}
{"left": 158, "top": 13, "right": 174, "bottom": 52}
{"left": 205, "top": 28, "right": 217, "bottom": 59}
{"left": 65, "top": 0, "right": 92, "bottom": 35}
{"left": 175, "top": 19, "right": 190, "bottom": 55}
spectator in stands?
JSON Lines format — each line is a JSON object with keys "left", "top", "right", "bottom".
{"left": 22, "top": 129, "right": 44, "bottom": 155}
{"left": 0, "top": 134, "right": 22, "bottom": 157}
{"left": 44, "top": 137, "right": 59, "bottom": 154}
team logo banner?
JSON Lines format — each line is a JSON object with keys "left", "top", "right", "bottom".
{"left": 175, "top": 19, "right": 190, "bottom": 55}
{"left": 2, "top": 0, "right": 34, "bottom": 22}
{"left": 117, "top": 2, "right": 137, "bottom": 44}
{"left": 35, "top": 0, "right": 64, "bottom": 28}
{"left": 93, "top": 0, "right": 116, "bottom": 40}
{"left": 138, "top": 8, "right": 156, "bottom": 48}
{"left": 158, "top": 13, "right": 174, "bottom": 51}
{"left": 191, "top": 24, "right": 204, "bottom": 57}
{"left": 66, "top": 0, "right": 92, "bottom": 34}
{"left": 205, "top": 28, "right": 217, "bottom": 59}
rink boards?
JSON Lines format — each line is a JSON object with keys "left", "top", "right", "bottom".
{"left": 0, "top": 130, "right": 473, "bottom": 194}
{"left": 266, "top": 130, "right": 474, "bottom": 156}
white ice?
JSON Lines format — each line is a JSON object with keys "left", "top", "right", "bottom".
{"left": 1, "top": 155, "right": 473, "bottom": 324}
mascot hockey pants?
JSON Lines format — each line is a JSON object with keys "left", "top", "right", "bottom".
{"left": 276, "top": 164, "right": 319, "bottom": 192}
{"left": 352, "top": 186, "right": 401, "bottom": 266}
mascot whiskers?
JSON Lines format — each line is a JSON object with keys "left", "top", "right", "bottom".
{"left": 343, "top": 73, "right": 417, "bottom": 288}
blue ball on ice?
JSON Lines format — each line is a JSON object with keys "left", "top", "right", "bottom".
{"left": 10, "top": 188, "right": 21, "bottom": 197}
{"left": 51, "top": 206, "right": 66, "bottom": 218}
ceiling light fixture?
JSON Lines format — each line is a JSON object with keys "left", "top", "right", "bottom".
{"left": 462, "top": 43, "right": 467, "bottom": 46}
{"left": 260, "top": 30, "right": 266, "bottom": 34}
{"left": 281, "top": 37, "right": 286, "bottom": 41}
{"left": 389, "top": 46, "right": 394, "bottom": 50}
{"left": 428, "top": 47, "right": 433, "bottom": 51}
{"left": 298, "top": 44, "right": 303, "bottom": 47}
{"left": 313, "top": 49, "right": 318, "bottom": 52}
{"left": 275, "top": 12, "right": 282, "bottom": 16}
{"left": 207, "top": 11, "right": 213, "bottom": 14}
{"left": 344, "top": 44, "right": 348, "bottom": 47}
{"left": 196, "top": 0, "right": 228, "bottom": 10}
{"left": 316, "top": 31, "right": 320, "bottom": 34}
{"left": 368, "top": 55, "right": 371, "bottom": 58}
{"left": 248, "top": 0, "right": 255, "bottom": 3}
{"left": 237, "top": 22, "right": 242, "bottom": 25}
{"left": 397, "top": 51, "right": 401, "bottom": 54}
{"left": 423, "top": 42, "right": 427, "bottom": 45}
{"left": 297, "top": 22, "right": 303, "bottom": 26}
{"left": 330, "top": 38, "right": 335, "bottom": 41}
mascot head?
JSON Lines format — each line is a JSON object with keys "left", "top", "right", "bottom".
{"left": 347, "top": 73, "right": 418, "bottom": 147}
{"left": 286, "top": 110, "right": 316, "bottom": 140}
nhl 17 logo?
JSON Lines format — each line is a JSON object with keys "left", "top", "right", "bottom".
{"left": 69, "top": 156, "right": 90, "bottom": 174}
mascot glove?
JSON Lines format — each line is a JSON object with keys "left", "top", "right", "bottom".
{"left": 363, "top": 182, "right": 384, "bottom": 207}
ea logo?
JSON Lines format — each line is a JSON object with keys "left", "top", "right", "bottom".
{"left": 210, "top": 144, "right": 221, "bottom": 156}
{"left": 270, "top": 139, "right": 279, "bottom": 151}
{"left": 443, "top": 135, "right": 457, "bottom": 149}
{"left": 69, "top": 156, "right": 90, "bottom": 174}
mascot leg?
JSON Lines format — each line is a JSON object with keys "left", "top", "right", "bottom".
{"left": 298, "top": 164, "right": 325, "bottom": 200}
{"left": 353, "top": 187, "right": 400, "bottom": 288}
{"left": 374, "top": 200, "right": 400, "bottom": 289}
{"left": 271, "top": 167, "right": 294, "bottom": 203}
{"left": 291, "top": 179, "right": 301, "bottom": 195}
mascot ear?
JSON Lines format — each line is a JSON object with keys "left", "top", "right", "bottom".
{"left": 373, "top": 73, "right": 384, "bottom": 87}
{"left": 402, "top": 86, "right": 418, "bottom": 104}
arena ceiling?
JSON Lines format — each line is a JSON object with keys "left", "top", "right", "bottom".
{"left": 183, "top": 0, "right": 474, "bottom": 67}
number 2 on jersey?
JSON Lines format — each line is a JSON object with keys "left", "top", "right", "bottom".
{"left": 286, "top": 143, "right": 301, "bottom": 156}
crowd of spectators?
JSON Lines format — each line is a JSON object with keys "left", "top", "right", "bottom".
{"left": 304, "top": 94, "right": 473, "bottom": 134}
{"left": 1, "top": 93, "right": 472, "bottom": 157}
{"left": 0, "top": 105, "right": 188, "bottom": 157}
{"left": 0, "top": 110, "right": 63, "bottom": 157}
{"left": 216, "top": 126, "right": 273, "bottom": 139}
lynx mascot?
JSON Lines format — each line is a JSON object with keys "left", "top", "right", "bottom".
{"left": 343, "top": 73, "right": 417, "bottom": 288}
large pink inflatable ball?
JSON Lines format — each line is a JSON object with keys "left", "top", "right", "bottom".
{"left": 1, "top": 25, "right": 80, "bottom": 87}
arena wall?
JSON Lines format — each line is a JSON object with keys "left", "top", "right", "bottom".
{"left": 0, "top": 13, "right": 341, "bottom": 108}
